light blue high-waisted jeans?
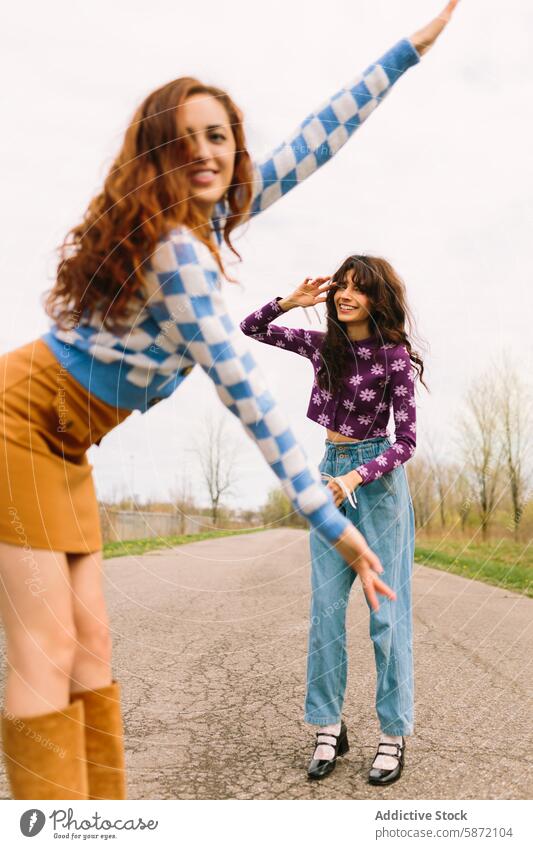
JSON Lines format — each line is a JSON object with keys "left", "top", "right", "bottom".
{"left": 305, "top": 436, "right": 415, "bottom": 735}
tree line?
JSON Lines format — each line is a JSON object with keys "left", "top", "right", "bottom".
{"left": 102, "top": 358, "right": 533, "bottom": 543}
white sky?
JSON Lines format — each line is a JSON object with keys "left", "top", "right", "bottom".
{"left": 2, "top": 0, "right": 532, "bottom": 509}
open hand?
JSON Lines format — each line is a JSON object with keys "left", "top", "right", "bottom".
{"left": 410, "top": 0, "right": 460, "bottom": 57}
{"left": 279, "top": 276, "right": 335, "bottom": 311}
{"left": 333, "top": 524, "right": 395, "bottom": 612}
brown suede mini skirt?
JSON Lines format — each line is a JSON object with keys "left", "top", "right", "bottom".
{"left": 0, "top": 338, "right": 131, "bottom": 553}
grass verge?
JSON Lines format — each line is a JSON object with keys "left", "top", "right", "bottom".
{"left": 415, "top": 539, "right": 532, "bottom": 597}
{"left": 103, "top": 527, "right": 263, "bottom": 560}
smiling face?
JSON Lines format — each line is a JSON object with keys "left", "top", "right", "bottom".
{"left": 180, "top": 93, "right": 236, "bottom": 214}
{"left": 333, "top": 268, "right": 372, "bottom": 329}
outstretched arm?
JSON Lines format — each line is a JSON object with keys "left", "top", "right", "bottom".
{"left": 249, "top": 1, "right": 460, "bottom": 216}
{"left": 249, "top": 38, "right": 419, "bottom": 216}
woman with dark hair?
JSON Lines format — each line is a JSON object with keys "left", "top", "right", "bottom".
{"left": 0, "top": 3, "right": 458, "bottom": 800}
{"left": 240, "top": 256, "right": 425, "bottom": 785}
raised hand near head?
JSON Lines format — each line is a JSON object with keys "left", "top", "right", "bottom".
{"left": 278, "top": 276, "right": 335, "bottom": 312}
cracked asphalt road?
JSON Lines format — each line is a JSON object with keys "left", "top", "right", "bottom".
{"left": 1, "top": 529, "right": 532, "bottom": 800}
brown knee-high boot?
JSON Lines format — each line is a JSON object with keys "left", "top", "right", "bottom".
{"left": 1, "top": 699, "right": 88, "bottom": 799}
{"left": 70, "top": 680, "right": 126, "bottom": 800}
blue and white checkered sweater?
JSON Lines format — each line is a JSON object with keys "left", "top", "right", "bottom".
{"left": 42, "top": 37, "right": 420, "bottom": 545}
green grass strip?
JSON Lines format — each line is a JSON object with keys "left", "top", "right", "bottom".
{"left": 103, "top": 527, "right": 263, "bottom": 559}
{"left": 415, "top": 545, "right": 532, "bottom": 597}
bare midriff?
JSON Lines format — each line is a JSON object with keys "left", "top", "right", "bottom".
{"left": 326, "top": 429, "right": 362, "bottom": 444}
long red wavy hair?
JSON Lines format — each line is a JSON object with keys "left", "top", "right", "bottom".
{"left": 43, "top": 78, "right": 254, "bottom": 330}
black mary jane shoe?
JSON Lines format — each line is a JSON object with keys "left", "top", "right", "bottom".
{"left": 368, "top": 736, "right": 405, "bottom": 786}
{"left": 307, "top": 721, "right": 349, "bottom": 780}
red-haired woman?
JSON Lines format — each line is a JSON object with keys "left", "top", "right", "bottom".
{"left": 0, "top": 3, "right": 459, "bottom": 800}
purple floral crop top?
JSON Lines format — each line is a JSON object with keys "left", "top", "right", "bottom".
{"left": 240, "top": 297, "right": 417, "bottom": 485}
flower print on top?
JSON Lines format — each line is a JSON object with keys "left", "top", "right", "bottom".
{"left": 240, "top": 297, "right": 416, "bottom": 485}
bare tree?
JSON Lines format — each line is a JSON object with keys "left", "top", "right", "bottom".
{"left": 260, "top": 487, "right": 306, "bottom": 530}
{"left": 494, "top": 356, "right": 533, "bottom": 539}
{"left": 237, "top": 508, "right": 262, "bottom": 528}
{"left": 457, "top": 374, "right": 503, "bottom": 540}
{"left": 191, "top": 413, "right": 240, "bottom": 526}
{"left": 450, "top": 465, "right": 474, "bottom": 534}
{"left": 169, "top": 470, "right": 198, "bottom": 534}
{"left": 425, "top": 433, "right": 458, "bottom": 529}
{"left": 406, "top": 455, "right": 436, "bottom": 531}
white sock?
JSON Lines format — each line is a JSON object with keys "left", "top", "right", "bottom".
{"left": 313, "top": 722, "right": 341, "bottom": 761}
{"left": 372, "top": 733, "right": 404, "bottom": 770}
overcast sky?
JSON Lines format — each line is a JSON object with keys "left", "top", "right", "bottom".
{"left": 2, "top": 0, "right": 532, "bottom": 510}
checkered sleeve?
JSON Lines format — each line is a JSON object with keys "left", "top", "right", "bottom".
{"left": 250, "top": 38, "right": 420, "bottom": 216}
{"left": 146, "top": 228, "right": 351, "bottom": 545}
{"left": 355, "top": 346, "right": 417, "bottom": 485}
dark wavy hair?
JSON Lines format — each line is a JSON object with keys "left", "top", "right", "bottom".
{"left": 43, "top": 78, "right": 254, "bottom": 331}
{"left": 316, "top": 254, "right": 428, "bottom": 395}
